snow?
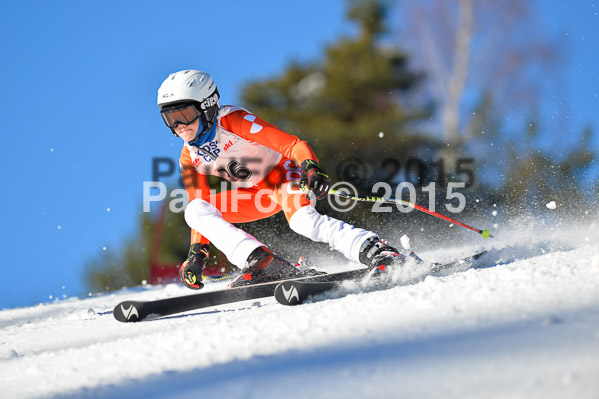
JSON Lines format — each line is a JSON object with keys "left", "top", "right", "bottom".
{"left": 2, "top": 221, "right": 599, "bottom": 398}
{"left": 400, "top": 234, "right": 411, "bottom": 249}
{"left": 546, "top": 201, "right": 557, "bottom": 209}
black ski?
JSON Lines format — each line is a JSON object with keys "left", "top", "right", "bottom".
{"left": 428, "top": 250, "right": 487, "bottom": 273}
{"left": 113, "top": 251, "right": 487, "bottom": 321}
{"left": 274, "top": 251, "right": 488, "bottom": 306}
{"left": 113, "top": 268, "right": 368, "bottom": 322}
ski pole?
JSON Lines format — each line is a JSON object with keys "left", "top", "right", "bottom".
{"left": 328, "top": 189, "right": 492, "bottom": 238}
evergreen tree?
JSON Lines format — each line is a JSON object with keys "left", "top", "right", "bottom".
{"left": 241, "top": 0, "right": 433, "bottom": 182}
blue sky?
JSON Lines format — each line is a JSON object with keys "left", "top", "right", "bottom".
{"left": 0, "top": 0, "right": 351, "bottom": 309}
{"left": 536, "top": 1, "right": 599, "bottom": 148}
{"left": 1, "top": 1, "right": 598, "bottom": 309}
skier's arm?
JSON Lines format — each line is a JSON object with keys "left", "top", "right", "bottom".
{"left": 221, "top": 110, "right": 318, "bottom": 166}
{"left": 180, "top": 147, "right": 211, "bottom": 246}
{"left": 221, "top": 110, "right": 331, "bottom": 198}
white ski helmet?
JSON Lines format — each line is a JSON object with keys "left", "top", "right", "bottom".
{"left": 157, "top": 69, "right": 220, "bottom": 144}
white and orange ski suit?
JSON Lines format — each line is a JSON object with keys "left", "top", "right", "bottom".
{"left": 181, "top": 106, "right": 376, "bottom": 267}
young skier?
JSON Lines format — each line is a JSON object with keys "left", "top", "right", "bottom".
{"left": 157, "top": 69, "right": 406, "bottom": 289}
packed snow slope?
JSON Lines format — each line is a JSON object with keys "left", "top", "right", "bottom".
{"left": 1, "top": 219, "right": 599, "bottom": 399}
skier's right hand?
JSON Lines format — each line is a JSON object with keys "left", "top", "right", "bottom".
{"left": 300, "top": 159, "right": 331, "bottom": 200}
{"left": 179, "top": 243, "right": 210, "bottom": 289}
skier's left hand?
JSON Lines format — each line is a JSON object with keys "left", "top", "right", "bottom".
{"left": 300, "top": 159, "right": 331, "bottom": 200}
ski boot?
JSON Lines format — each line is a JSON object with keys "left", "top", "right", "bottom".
{"left": 359, "top": 237, "right": 407, "bottom": 278}
{"left": 229, "top": 247, "right": 323, "bottom": 287}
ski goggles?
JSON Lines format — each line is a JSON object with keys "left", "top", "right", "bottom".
{"left": 160, "top": 103, "right": 203, "bottom": 129}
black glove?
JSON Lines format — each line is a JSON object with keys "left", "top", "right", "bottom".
{"left": 179, "top": 243, "right": 210, "bottom": 289}
{"left": 300, "top": 159, "right": 331, "bottom": 200}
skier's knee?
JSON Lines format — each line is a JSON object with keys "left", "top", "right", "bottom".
{"left": 289, "top": 205, "right": 320, "bottom": 238}
{"left": 184, "top": 199, "right": 222, "bottom": 229}
{"left": 289, "top": 205, "right": 376, "bottom": 262}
